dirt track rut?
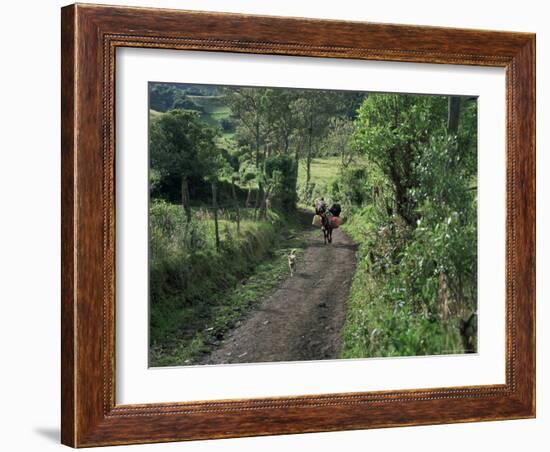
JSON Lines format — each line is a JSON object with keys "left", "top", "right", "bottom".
{"left": 202, "top": 210, "right": 358, "bottom": 364}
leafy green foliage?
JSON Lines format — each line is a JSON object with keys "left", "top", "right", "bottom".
{"left": 149, "top": 109, "right": 219, "bottom": 186}
{"left": 225, "top": 87, "right": 273, "bottom": 168}
{"left": 341, "top": 93, "right": 478, "bottom": 358}
{"left": 352, "top": 94, "right": 448, "bottom": 225}
{"left": 264, "top": 154, "right": 298, "bottom": 212}
{"left": 149, "top": 83, "right": 203, "bottom": 112}
{"left": 322, "top": 117, "right": 357, "bottom": 166}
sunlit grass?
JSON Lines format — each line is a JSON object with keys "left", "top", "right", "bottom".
{"left": 297, "top": 156, "right": 341, "bottom": 186}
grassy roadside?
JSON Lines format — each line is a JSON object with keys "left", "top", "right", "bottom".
{"left": 149, "top": 214, "right": 307, "bottom": 367}
{"left": 340, "top": 208, "right": 464, "bottom": 359}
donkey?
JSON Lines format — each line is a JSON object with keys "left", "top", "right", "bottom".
{"left": 320, "top": 212, "right": 333, "bottom": 245}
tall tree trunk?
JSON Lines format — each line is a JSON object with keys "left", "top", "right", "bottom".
{"left": 231, "top": 179, "right": 240, "bottom": 235}
{"left": 211, "top": 182, "right": 220, "bottom": 252}
{"left": 388, "top": 149, "right": 416, "bottom": 227}
{"left": 260, "top": 184, "right": 273, "bottom": 220}
{"left": 245, "top": 187, "right": 251, "bottom": 209}
{"left": 255, "top": 120, "right": 261, "bottom": 168}
{"left": 306, "top": 126, "right": 313, "bottom": 188}
{"left": 254, "top": 180, "right": 263, "bottom": 221}
{"left": 447, "top": 96, "right": 461, "bottom": 135}
{"left": 394, "top": 180, "right": 414, "bottom": 226}
{"left": 181, "top": 176, "right": 192, "bottom": 224}
{"left": 438, "top": 271, "right": 451, "bottom": 322}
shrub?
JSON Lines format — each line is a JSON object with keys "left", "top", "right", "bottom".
{"left": 264, "top": 154, "right": 298, "bottom": 212}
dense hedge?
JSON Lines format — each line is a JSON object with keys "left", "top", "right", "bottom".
{"left": 151, "top": 173, "right": 259, "bottom": 208}
{"left": 264, "top": 154, "right": 298, "bottom": 213}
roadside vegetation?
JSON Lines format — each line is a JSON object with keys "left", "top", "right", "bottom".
{"left": 149, "top": 201, "right": 306, "bottom": 366}
{"left": 339, "top": 94, "right": 478, "bottom": 357}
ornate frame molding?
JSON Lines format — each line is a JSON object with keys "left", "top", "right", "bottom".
{"left": 62, "top": 4, "right": 535, "bottom": 447}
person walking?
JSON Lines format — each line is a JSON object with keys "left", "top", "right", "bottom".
{"left": 315, "top": 197, "right": 327, "bottom": 215}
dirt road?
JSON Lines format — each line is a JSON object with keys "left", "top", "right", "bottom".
{"left": 202, "top": 210, "right": 358, "bottom": 365}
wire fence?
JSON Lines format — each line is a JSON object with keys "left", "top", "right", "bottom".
{"left": 192, "top": 205, "right": 264, "bottom": 222}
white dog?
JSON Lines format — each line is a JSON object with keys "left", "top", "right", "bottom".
{"left": 288, "top": 249, "right": 297, "bottom": 277}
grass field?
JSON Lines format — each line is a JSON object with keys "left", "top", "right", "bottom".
{"left": 296, "top": 156, "right": 345, "bottom": 209}
{"left": 297, "top": 156, "right": 341, "bottom": 187}
{"left": 187, "top": 95, "right": 230, "bottom": 119}
{"left": 187, "top": 95, "right": 233, "bottom": 139}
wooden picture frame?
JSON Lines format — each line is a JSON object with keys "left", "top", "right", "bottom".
{"left": 61, "top": 3, "right": 535, "bottom": 447}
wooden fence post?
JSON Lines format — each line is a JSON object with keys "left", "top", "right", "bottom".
{"left": 212, "top": 182, "right": 220, "bottom": 251}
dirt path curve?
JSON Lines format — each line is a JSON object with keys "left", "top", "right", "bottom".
{"left": 202, "top": 210, "right": 358, "bottom": 365}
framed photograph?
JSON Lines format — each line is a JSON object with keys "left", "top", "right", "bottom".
{"left": 61, "top": 3, "right": 535, "bottom": 447}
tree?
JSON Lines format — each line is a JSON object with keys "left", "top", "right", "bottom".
{"left": 230, "top": 174, "right": 241, "bottom": 235}
{"left": 211, "top": 181, "right": 220, "bottom": 251}
{"left": 265, "top": 89, "right": 298, "bottom": 155}
{"left": 292, "top": 91, "right": 333, "bottom": 188}
{"left": 323, "top": 117, "right": 356, "bottom": 167}
{"left": 264, "top": 154, "right": 298, "bottom": 214}
{"left": 447, "top": 96, "right": 461, "bottom": 134}
{"left": 149, "top": 83, "right": 179, "bottom": 112}
{"left": 239, "top": 162, "right": 258, "bottom": 208}
{"left": 204, "top": 150, "right": 234, "bottom": 251}
{"left": 149, "top": 83, "right": 202, "bottom": 113}
{"left": 352, "top": 94, "right": 447, "bottom": 226}
{"left": 335, "top": 91, "right": 368, "bottom": 119}
{"left": 149, "top": 110, "right": 219, "bottom": 223}
{"left": 218, "top": 158, "right": 242, "bottom": 236}
{"left": 225, "top": 88, "right": 272, "bottom": 169}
